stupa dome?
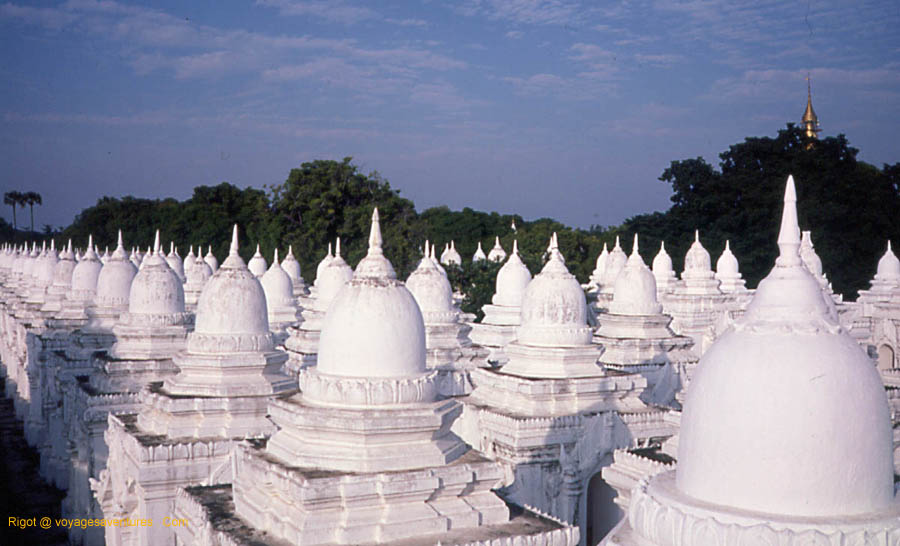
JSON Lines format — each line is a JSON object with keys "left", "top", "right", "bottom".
{"left": 651, "top": 241, "right": 673, "bottom": 277}
{"left": 487, "top": 236, "right": 507, "bottom": 262}
{"left": 203, "top": 245, "right": 218, "bottom": 272}
{"left": 518, "top": 234, "right": 592, "bottom": 346}
{"left": 193, "top": 225, "right": 269, "bottom": 338}
{"left": 95, "top": 231, "right": 138, "bottom": 308}
{"left": 52, "top": 241, "right": 76, "bottom": 289}
{"left": 183, "top": 246, "right": 198, "bottom": 276}
{"left": 260, "top": 249, "right": 295, "bottom": 311}
{"left": 595, "top": 243, "right": 609, "bottom": 271}
{"left": 714, "top": 240, "right": 740, "bottom": 278}
{"left": 247, "top": 244, "right": 268, "bottom": 277}
{"left": 69, "top": 236, "right": 104, "bottom": 301}
{"left": 610, "top": 235, "right": 662, "bottom": 316}
{"left": 406, "top": 243, "right": 455, "bottom": 323}
{"left": 185, "top": 252, "right": 212, "bottom": 286}
{"left": 875, "top": 241, "right": 900, "bottom": 282}
{"left": 314, "top": 239, "right": 353, "bottom": 311}
{"left": 129, "top": 248, "right": 142, "bottom": 269}
{"left": 165, "top": 243, "right": 185, "bottom": 282}
{"left": 682, "top": 230, "right": 712, "bottom": 279}
{"left": 677, "top": 176, "right": 894, "bottom": 517}
{"left": 281, "top": 246, "right": 302, "bottom": 284}
{"left": 314, "top": 243, "right": 334, "bottom": 286}
{"left": 604, "top": 236, "right": 627, "bottom": 285}
{"left": 493, "top": 240, "right": 532, "bottom": 307}
{"left": 317, "top": 209, "right": 426, "bottom": 378}
{"left": 472, "top": 241, "right": 486, "bottom": 262}
{"left": 440, "top": 240, "right": 462, "bottom": 266}
{"left": 127, "top": 231, "right": 185, "bottom": 315}
{"left": 33, "top": 240, "right": 58, "bottom": 287}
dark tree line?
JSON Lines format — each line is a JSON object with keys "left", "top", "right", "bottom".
{"left": 32, "top": 125, "right": 900, "bottom": 308}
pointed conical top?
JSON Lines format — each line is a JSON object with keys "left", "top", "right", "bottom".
{"left": 495, "top": 236, "right": 501, "bottom": 246}
{"left": 336, "top": 237, "right": 342, "bottom": 257}
{"left": 889, "top": 241, "right": 893, "bottom": 253}
{"left": 614, "top": 236, "right": 621, "bottom": 249}
{"left": 451, "top": 240, "right": 456, "bottom": 250}
{"left": 660, "top": 241, "right": 666, "bottom": 252}
{"left": 254, "top": 243, "right": 261, "bottom": 256}
{"left": 229, "top": 225, "right": 239, "bottom": 255}
{"left": 477, "top": 241, "right": 483, "bottom": 251}
{"left": 326, "top": 242, "right": 333, "bottom": 258}
{"left": 424, "top": 240, "right": 430, "bottom": 257}
{"left": 88, "top": 234, "right": 94, "bottom": 249}
{"left": 632, "top": 233, "right": 639, "bottom": 256}
{"left": 368, "top": 208, "right": 383, "bottom": 252}
{"left": 725, "top": 240, "right": 731, "bottom": 252}
{"left": 430, "top": 244, "right": 437, "bottom": 261}
{"left": 117, "top": 230, "right": 124, "bottom": 250}
{"left": 50, "top": 239, "right": 55, "bottom": 251}
{"left": 549, "top": 232, "right": 559, "bottom": 252}
{"left": 67, "top": 239, "right": 72, "bottom": 253}
{"left": 513, "top": 240, "right": 519, "bottom": 254}
{"left": 287, "top": 245, "right": 295, "bottom": 258}
{"left": 41, "top": 240, "right": 46, "bottom": 252}
{"left": 273, "top": 248, "right": 279, "bottom": 263}
{"left": 776, "top": 175, "right": 802, "bottom": 266}
{"left": 153, "top": 230, "right": 161, "bottom": 255}
{"left": 695, "top": 230, "right": 700, "bottom": 243}
{"left": 170, "top": 241, "right": 174, "bottom": 254}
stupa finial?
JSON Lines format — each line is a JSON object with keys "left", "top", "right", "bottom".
{"left": 632, "top": 233, "right": 639, "bottom": 256}
{"left": 335, "top": 237, "right": 342, "bottom": 257}
{"left": 153, "top": 230, "right": 160, "bottom": 255}
{"left": 368, "top": 208, "right": 383, "bottom": 252}
{"left": 776, "top": 175, "right": 802, "bottom": 266}
{"left": 660, "top": 240, "right": 666, "bottom": 252}
{"left": 117, "top": 230, "right": 124, "bottom": 250}
{"left": 67, "top": 239, "right": 72, "bottom": 253}
{"left": 50, "top": 239, "right": 55, "bottom": 251}
{"left": 273, "top": 247, "right": 279, "bottom": 263}
{"left": 88, "top": 234, "right": 94, "bottom": 250}
{"left": 287, "top": 245, "right": 294, "bottom": 257}
{"left": 170, "top": 241, "right": 174, "bottom": 254}
{"left": 549, "top": 232, "right": 559, "bottom": 252}
{"left": 614, "top": 236, "right": 621, "bottom": 249}
{"left": 513, "top": 240, "right": 519, "bottom": 254}
{"left": 695, "top": 229, "right": 700, "bottom": 243}
{"left": 229, "top": 225, "right": 239, "bottom": 255}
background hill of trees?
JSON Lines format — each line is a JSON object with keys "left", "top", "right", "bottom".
{"left": 12, "top": 124, "right": 900, "bottom": 313}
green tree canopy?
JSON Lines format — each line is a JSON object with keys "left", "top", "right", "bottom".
{"left": 623, "top": 124, "right": 900, "bottom": 297}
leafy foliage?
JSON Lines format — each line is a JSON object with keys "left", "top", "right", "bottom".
{"left": 623, "top": 124, "right": 900, "bottom": 297}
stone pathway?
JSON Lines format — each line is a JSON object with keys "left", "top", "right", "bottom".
{"left": 0, "top": 376, "right": 69, "bottom": 546}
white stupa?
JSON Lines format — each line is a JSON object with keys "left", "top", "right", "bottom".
{"left": 651, "top": 241, "right": 678, "bottom": 295}
{"left": 259, "top": 248, "right": 299, "bottom": 341}
{"left": 85, "top": 230, "right": 138, "bottom": 334}
{"left": 469, "top": 239, "right": 532, "bottom": 362}
{"left": 406, "top": 241, "right": 490, "bottom": 396}
{"left": 247, "top": 244, "right": 267, "bottom": 277}
{"left": 607, "top": 175, "right": 900, "bottom": 544}
{"left": 714, "top": 240, "right": 747, "bottom": 293}
{"left": 203, "top": 245, "right": 218, "bottom": 272}
{"left": 40, "top": 240, "right": 76, "bottom": 314}
{"left": 282, "top": 238, "right": 353, "bottom": 373}
{"left": 589, "top": 242, "right": 609, "bottom": 289}
{"left": 487, "top": 236, "right": 507, "bottom": 262}
{"left": 596, "top": 235, "right": 695, "bottom": 406}
{"left": 440, "top": 240, "right": 462, "bottom": 266}
{"left": 800, "top": 229, "right": 829, "bottom": 290}
{"left": 183, "top": 246, "right": 213, "bottom": 312}
{"left": 280, "top": 245, "right": 308, "bottom": 297}
{"left": 54, "top": 236, "right": 104, "bottom": 326}
{"left": 165, "top": 242, "right": 185, "bottom": 282}
{"left": 108, "top": 231, "right": 192, "bottom": 360}
{"left": 473, "top": 240, "right": 487, "bottom": 262}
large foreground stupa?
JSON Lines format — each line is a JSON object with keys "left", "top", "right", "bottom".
{"left": 606, "top": 176, "right": 900, "bottom": 544}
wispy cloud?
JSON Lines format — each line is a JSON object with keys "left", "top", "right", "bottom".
{"left": 456, "top": 0, "right": 580, "bottom": 25}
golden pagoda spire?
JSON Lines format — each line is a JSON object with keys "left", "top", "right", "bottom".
{"left": 801, "top": 73, "right": 821, "bottom": 140}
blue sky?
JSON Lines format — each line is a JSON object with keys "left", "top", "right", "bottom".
{"left": 1, "top": 0, "right": 898, "bottom": 231}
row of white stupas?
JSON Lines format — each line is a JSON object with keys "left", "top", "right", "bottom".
{"left": 1, "top": 176, "right": 900, "bottom": 546}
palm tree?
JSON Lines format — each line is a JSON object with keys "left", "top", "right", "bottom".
{"left": 23, "top": 192, "right": 42, "bottom": 233}
{"left": 4, "top": 191, "right": 23, "bottom": 230}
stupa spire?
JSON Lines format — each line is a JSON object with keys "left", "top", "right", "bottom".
{"left": 273, "top": 248, "right": 279, "bottom": 263}
{"left": 776, "top": 175, "right": 802, "bottom": 267}
{"left": 368, "top": 208, "right": 383, "bottom": 254}
{"left": 335, "top": 237, "right": 342, "bottom": 257}
{"left": 229, "top": 225, "right": 239, "bottom": 255}
{"left": 153, "top": 230, "right": 161, "bottom": 255}
{"left": 513, "top": 240, "right": 519, "bottom": 254}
